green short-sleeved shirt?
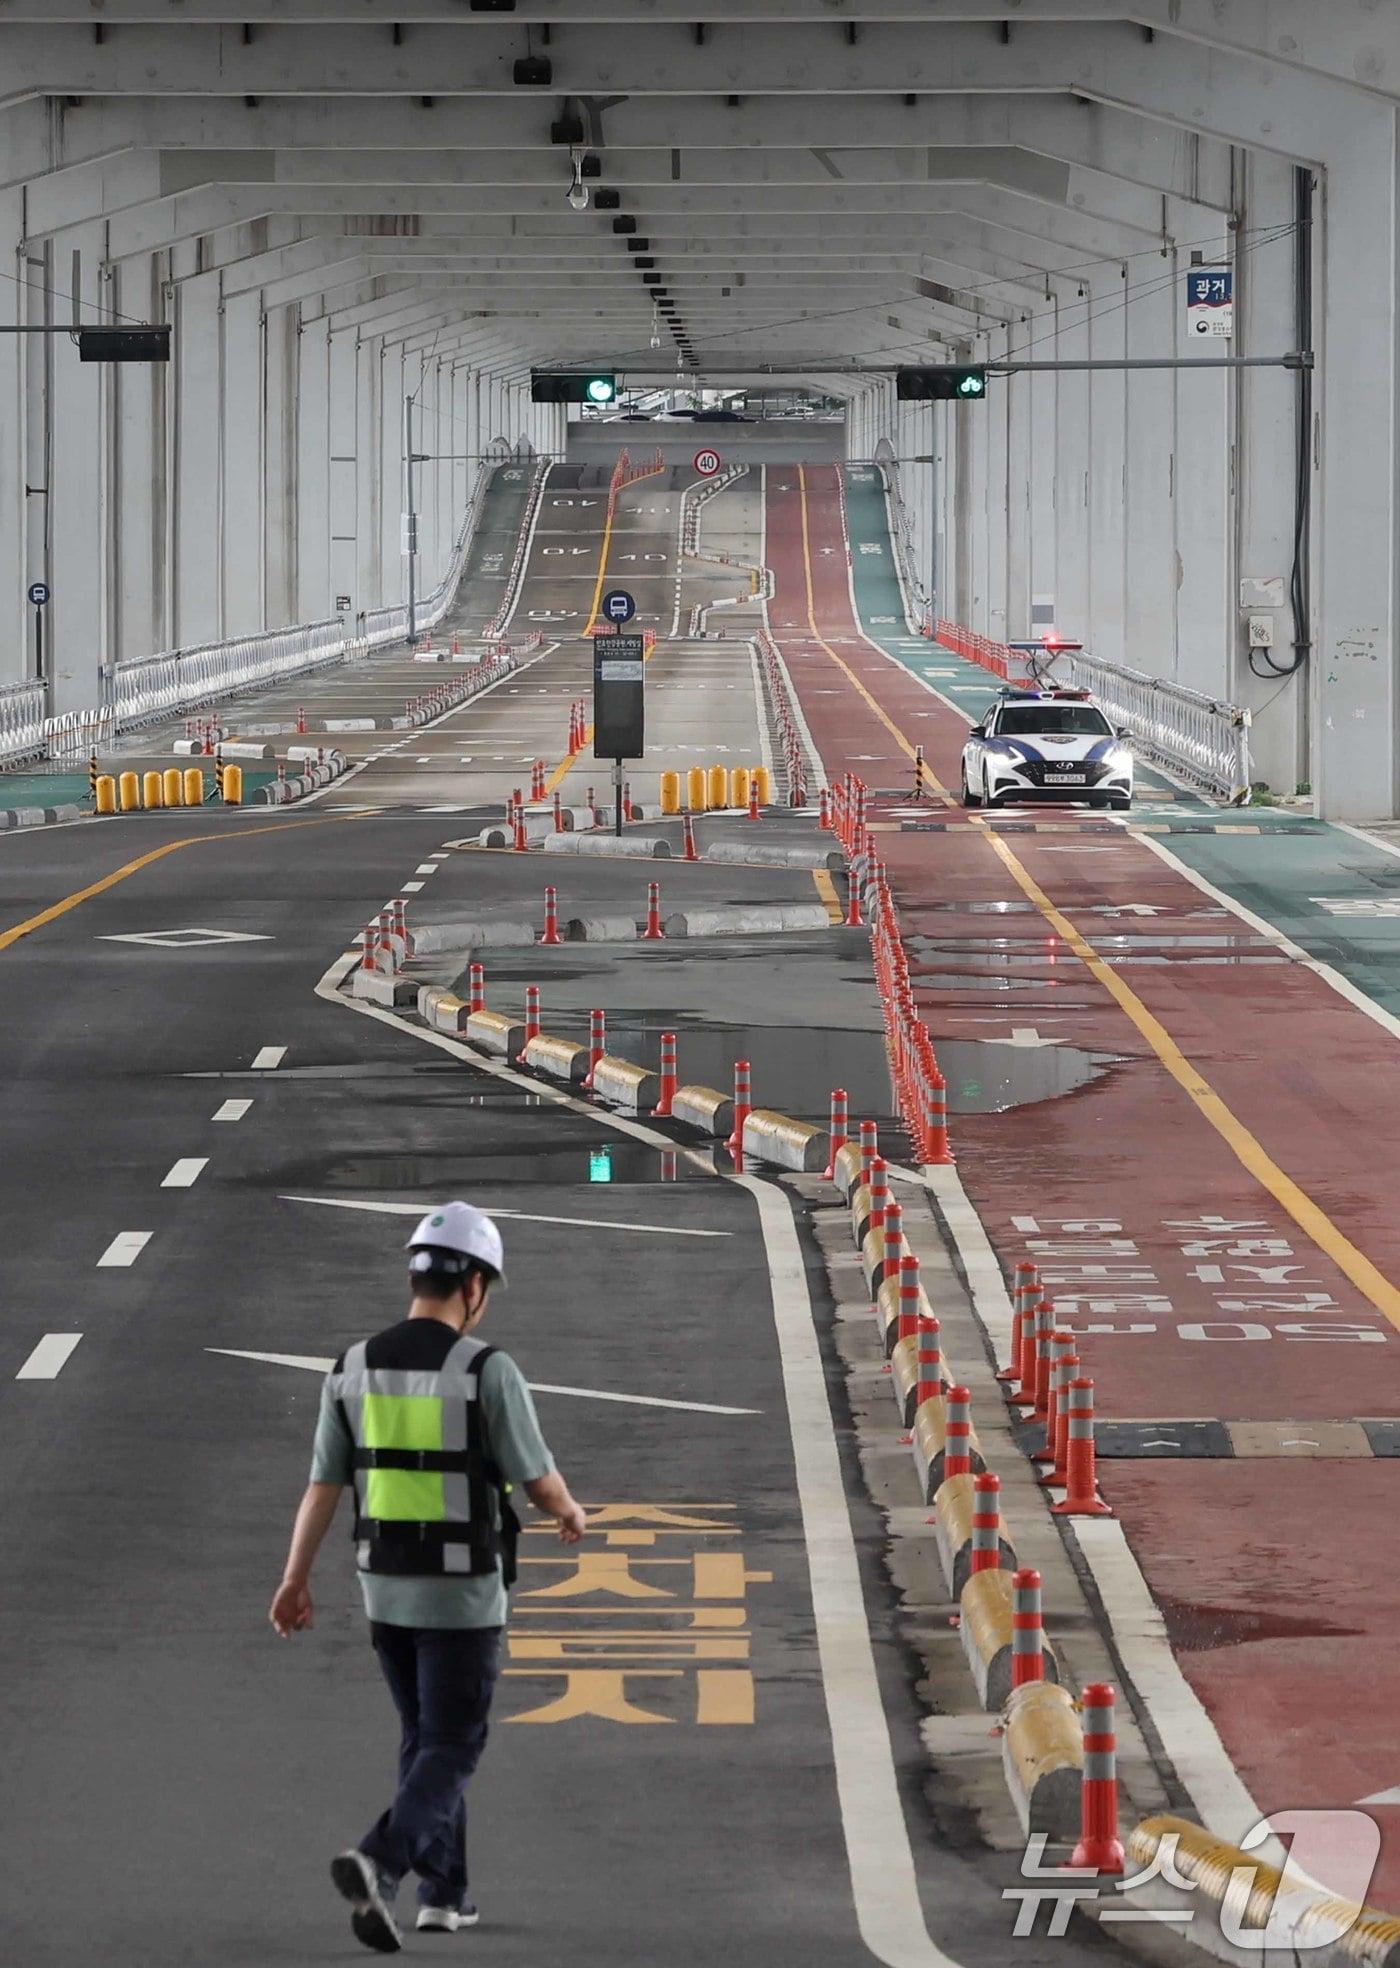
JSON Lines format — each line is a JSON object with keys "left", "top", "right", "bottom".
{"left": 311, "top": 1320, "right": 555, "bottom": 1628}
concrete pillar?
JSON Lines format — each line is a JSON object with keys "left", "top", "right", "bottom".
{"left": 0, "top": 190, "right": 26, "bottom": 682}
{"left": 223, "top": 288, "right": 264, "bottom": 636}
{"left": 1171, "top": 202, "right": 1233, "bottom": 699}
{"left": 1055, "top": 289, "right": 1091, "bottom": 640}
{"left": 380, "top": 341, "right": 404, "bottom": 610}
{"left": 1004, "top": 322, "right": 1032, "bottom": 640}
{"left": 327, "top": 326, "right": 357, "bottom": 621}
{"left": 985, "top": 325, "right": 1009, "bottom": 643}
{"left": 1122, "top": 272, "right": 1176, "bottom": 680}
{"left": 48, "top": 225, "right": 109, "bottom": 711}
{"left": 356, "top": 335, "right": 382, "bottom": 617}
{"left": 1088, "top": 271, "right": 1129, "bottom": 667}
{"left": 295, "top": 314, "right": 330, "bottom": 623}
{"left": 264, "top": 306, "right": 297, "bottom": 630}
{"left": 111, "top": 252, "right": 166, "bottom": 661}
{"left": 171, "top": 263, "right": 222, "bottom": 649}
{"left": 1027, "top": 298, "right": 1058, "bottom": 637}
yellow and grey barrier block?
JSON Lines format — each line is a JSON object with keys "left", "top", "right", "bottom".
{"left": 876, "top": 1272, "right": 935, "bottom": 1358}
{"left": 931, "top": 1471, "right": 1017, "bottom": 1598}
{"left": 911, "top": 1397, "right": 986, "bottom": 1501}
{"left": 416, "top": 987, "right": 471, "bottom": 1035}
{"left": 832, "top": 1141, "right": 862, "bottom": 1200}
{"left": 1122, "top": 1816, "right": 1400, "bottom": 1967}
{"left": 522, "top": 1034, "right": 589, "bottom": 1085}
{"left": 741, "top": 1108, "right": 830, "bottom": 1174}
{"left": 670, "top": 1083, "right": 735, "bottom": 1137}
{"left": 465, "top": 1009, "right": 526, "bottom": 1058}
{"left": 890, "top": 1329, "right": 956, "bottom": 1425}
{"left": 958, "top": 1567, "right": 1061, "bottom": 1712}
{"left": 589, "top": 1055, "right": 661, "bottom": 1113}
{"left": 1001, "top": 1682, "right": 1083, "bottom": 1840}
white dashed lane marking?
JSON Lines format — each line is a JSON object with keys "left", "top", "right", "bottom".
{"left": 162, "top": 1158, "right": 208, "bottom": 1189}
{"left": 251, "top": 1046, "right": 286, "bottom": 1069}
{"left": 98, "top": 1232, "right": 152, "bottom": 1268}
{"left": 402, "top": 881, "right": 425, "bottom": 893}
{"left": 16, "top": 1334, "right": 83, "bottom": 1380}
{"left": 213, "top": 1099, "right": 252, "bottom": 1122}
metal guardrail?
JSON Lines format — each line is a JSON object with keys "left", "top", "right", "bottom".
{"left": 102, "top": 617, "right": 347, "bottom": 732}
{"left": 0, "top": 678, "right": 49, "bottom": 766}
{"left": 934, "top": 619, "right": 1253, "bottom": 805}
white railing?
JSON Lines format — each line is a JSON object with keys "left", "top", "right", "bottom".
{"left": 1034, "top": 645, "right": 1252, "bottom": 804}
{"left": 103, "top": 617, "right": 347, "bottom": 732}
{"left": 0, "top": 678, "right": 49, "bottom": 766}
{"left": 872, "top": 440, "right": 931, "bottom": 631}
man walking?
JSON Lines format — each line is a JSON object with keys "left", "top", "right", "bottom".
{"left": 269, "top": 1202, "right": 586, "bottom": 1953}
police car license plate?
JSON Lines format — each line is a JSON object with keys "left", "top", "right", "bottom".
{"left": 1045, "top": 771, "right": 1086, "bottom": 784}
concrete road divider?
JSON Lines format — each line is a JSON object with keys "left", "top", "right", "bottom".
{"left": 352, "top": 967, "right": 418, "bottom": 1007}
{"left": 703, "top": 841, "right": 846, "bottom": 872}
{"left": 416, "top": 987, "right": 471, "bottom": 1034}
{"left": 740, "top": 1109, "right": 830, "bottom": 1173}
{"left": 876, "top": 1266, "right": 935, "bottom": 1358}
{"left": 465, "top": 1009, "right": 525, "bottom": 1058}
{"left": 670, "top": 1084, "right": 735, "bottom": 1137}
{"left": 890, "top": 1322, "right": 949, "bottom": 1424}
{"left": 411, "top": 920, "right": 536, "bottom": 955}
{"left": 523, "top": 1034, "right": 589, "bottom": 1085}
{"left": 958, "top": 1567, "right": 1062, "bottom": 1711}
{"left": 563, "top": 915, "right": 642, "bottom": 943}
{"left": 931, "top": 1472, "right": 1017, "bottom": 1598}
{"left": 911, "top": 1396, "right": 986, "bottom": 1499}
{"left": 663, "top": 904, "right": 832, "bottom": 938}
{"left": 213, "top": 741, "right": 272, "bottom": 761}
{"left": 543, "top": 833, "right": 672, "bottom": 859}
{"left": 831, "top": 1139, "right": 863, "bottom": 1201}
{"left": 589, "top": 1055, "right": 661, "bottom": 1113}
{"left": 1120, "top": 1815, "right": 1400, "bottom": 1966}
{"left": 1001, "top": 1682, "right": 1083, "bottom": 1840}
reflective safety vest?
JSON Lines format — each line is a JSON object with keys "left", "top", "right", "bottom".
{"left": 330, "top": 1332, "right": 507, "bottom": 1579}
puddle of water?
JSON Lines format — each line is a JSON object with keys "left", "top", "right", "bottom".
{"left": 933, "top": 1037, "right": 1114, "bottom": 1115}
{"left": 1155, "top": 1596, "right": 1363, "bottom": 1652}
{"left": 286, "top": 1145, "right": 714, "bottom": 1188}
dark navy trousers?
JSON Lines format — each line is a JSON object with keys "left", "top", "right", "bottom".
{"left": 359, "top": 1622, "right": 502, "bottom": 1911}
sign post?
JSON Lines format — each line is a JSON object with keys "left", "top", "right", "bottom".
{"left": 593, "top": 629, "right": 645, "bottom": 838}
{"left": 27, "top": 580, "right": 50, "bottom": 680}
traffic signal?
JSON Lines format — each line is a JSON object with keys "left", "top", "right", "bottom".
{"left": 531, "top": 371, "right": 618, "bottom": 405}
{"left": 77, "top": 326, "right": 170, "bottom": 362}
{"left": 896, "top": 365, "right": 988, "bottom": 401}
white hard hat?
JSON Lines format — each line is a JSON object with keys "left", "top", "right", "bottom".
{"left": 405, "top": 1201, "right": 506, "bottom": 1285}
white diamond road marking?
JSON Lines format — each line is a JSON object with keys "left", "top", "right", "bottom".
{"left": 98, "top": 928, "right": 272, "bottom": 948}
{"left": 162, "top": 1158, "right": 208, "bottom": 1189}
{"left": 98, "top": 1231, "right": 151, "bottom": 1268}
{"left": 1312, "top": 896, "right": 1400, "bottom": 917}
{"left": 16, "top": 1334, "right": 83, "bottom": 1380}
{"left": 213, "top": 1099, "right": 252, "bottom": 1122}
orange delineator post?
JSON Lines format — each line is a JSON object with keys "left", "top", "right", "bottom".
{"left": 823, "top": 1088, "right": 848, "bottom": 1181}
{"left": 1069, "top": 1684, "right": 1126, "bottom": 1874}
{"left": 1000, "top": 1261, "right": 1040, "bottom": 1387}
{"left": 969, "top": 1473, "right": 1001, "bottom": 1575}
{"left": 531, "top": 758, "right": 546, "bottom": 801}
{"left": 540, "top": 886, "right": 563, "bottom": 947}
{"left": 469, "top": 962, "right": 486, "bottom": 1013}
{"left": 914, "top": 1315, "right": 943, "bottom": 1404}
{"left": 654, "top": 1031, "right": 678, "bottom": 1117}
{"left": 1011, "top": 1569, "right": 1045, "bottom": 1688}
{"left": 1041, "top": 1353, "right": 1080, "bottom": 1488}
{"left": 682, "top": 812, "right": 699, "bottom": 862}
{"left": 1034, "top": 1330, "right": 1076, "bottom": 1466}
{"left": 642, "top": 880, "right": 665, "bottom": 941}
{"left": 583, "top": 1009, "right": 605, "bottom": 1089}
{"left": 517, "top": 985, "right": 541, "bottom": 1061}
{"left": 1052, "top": 1379, "right": 1114, "bottom": 1518}
{"left": 726, "top": 1059, "right": 752, "bottom": 1159}
{"left": 511, "top": 791, "right": 529, "bottom": 853}
{"left": 943, "top": 1386, "right": 973, "bottom": 1480}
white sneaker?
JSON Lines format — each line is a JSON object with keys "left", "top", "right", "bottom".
{"left": 416, "top": 1904, "right": 481, "bottom": 1933}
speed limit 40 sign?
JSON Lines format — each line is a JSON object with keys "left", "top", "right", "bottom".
{"left": 693, "top": 448, "right": 722, "bottom": 477}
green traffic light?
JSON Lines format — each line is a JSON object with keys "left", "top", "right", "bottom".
{"left": 958, "top": 373, "right": 986, "bottom": 397}
{"left": 586, "top": 376, "right": 616, "bottom": 404}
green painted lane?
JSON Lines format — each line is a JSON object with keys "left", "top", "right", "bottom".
{"left": 841, "top": 465, "right": 1400, "bottom": 1026}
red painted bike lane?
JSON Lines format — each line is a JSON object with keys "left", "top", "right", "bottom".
{"left": 765, "top": 463, "right": 1400, "bottom": 1895}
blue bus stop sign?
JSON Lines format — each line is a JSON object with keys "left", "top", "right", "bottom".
{"left": 27, "top": 581, "right": 50, "bottom": 607}
{"left": 602, "top": 588, "right": 635, "bottom": 625}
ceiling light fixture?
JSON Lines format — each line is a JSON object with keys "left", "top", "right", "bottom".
{"left": 565, "top": 148, "right": 590, "bottom": 212}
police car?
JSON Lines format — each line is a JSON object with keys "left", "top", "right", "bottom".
{"left": 960, "top": 688, "right": 1134, "bottom": 810}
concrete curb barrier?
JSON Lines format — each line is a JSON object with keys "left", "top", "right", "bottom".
{"left": 670, "top": 1084, "right": 735, "bottom": 1137}
{"left": 523, "top": 1034, "right": 589, "bottom": 1084}
{"left": 589, "top": 1055, "right": 661, "bottom": 1113}
{"left": 0, "top": 802, "right": 85, "bottom": 829}
{"left": 563, "top": 915, "right": 641, "bottom": 943}
{"left": 741, "top": 1108, "right": 830, "bottom": 1173}
{"left": 542, "top": 833, "right": 672, "bottom": 859}
{"left": 832, "top": 1141, "right": 863, "bottom": 1201}
{"left": 250, "top": 749, "right": 348, "bottom": 804}
{"left": 412, "top": 920, "right": 537, "bottom": 955}
{"left": 1001, "top": 1683, "right": 1084, "bottom": 1840}
{"left": 911, "top": 1398, "right": 986, "bottom": 1499}
{"left": 879, "top": 1273, "right": 935, "bottom": 1358}
{"left": 465, "top": 1009, "right": 525, "bottom": 1057}
{"left": 702, "top": 840, "right": 845, "bottom": 871}
{"left": 352, "top": 967, "right": 418, "bottom": 1007}
{"left": 959, "top": 1567, "right": 1061, "bottom": 1711}
{"left": 1118, "top": 1817, "right": 1400, "bottom": 1967}
{"left": 931, "top": 1472, "right": 1018, "bottom": 1598}
{"left": 663, "top": 904, "right": 832, "bottom": 937}
{"left": 889, "top": 1330, "right": 951, "bottom": 1424}
{"left": 417, "top": 986, "right": 470, "bottom": 1034}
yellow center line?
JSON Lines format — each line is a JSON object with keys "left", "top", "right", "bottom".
{"left": 796, "top": 466, "right": 955, "bottom": 809}
{"left": 797, "top": 448, "right": 1400, "bottom": 1329}
{"left": 0, "top": 810, "right": 370, "bottom": 953}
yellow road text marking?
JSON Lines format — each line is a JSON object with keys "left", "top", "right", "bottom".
{"left": 812, "top": 867, "right": 842, "bottom": 922}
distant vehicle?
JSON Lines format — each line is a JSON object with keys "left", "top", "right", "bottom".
{"left": 614, "top": 412, "right": 652, "bottom": 421}
{"left": 960, "top": 689, "right": 1134, "bottom": 810}
{"left": 690, "top": 408, "right": 750, "bottom": 422}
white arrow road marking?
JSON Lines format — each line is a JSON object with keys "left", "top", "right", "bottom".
{"left": 981, "top": 1028, "right": 1063, "bottom": 1049}
{"left": 1091, "top": 904, "right": 1166, "bottom": 918}
{"left": 280, "top": 1194, "right": 732, "bottom": 1238}
{"left": 17, "top": 1333, "right": 82, "bottom": 1379}
{"left": 1359, "top": 1787, "right": 1400, "bottom": 1805}
{"left": 207, "top": 1350, "right": 758, "bottom": 1416}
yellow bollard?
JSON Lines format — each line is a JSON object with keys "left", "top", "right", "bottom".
{"left": 686, "top": 765, "right": 707, "bottom": 813}
{"left": 222, "top": 763, "right": 243, "bottom": 806}
{"left": 707, "top": 762, "right": 729, "bottom": 810}
{"left": 95, "top": 775, "right": 117, "bottom": 816}
{"left": 120, "top": 771, "right": 142, "bottom": 812}
{"left": 141, "top": 770, "right": 162, "bottom": 810}
{"left": 659, "top": 770, "right": 681, "bottom": 815}
{"left": 730, "top": 765, "right": 751, "bottom": 811}
{"left": 163, "top": 766, "right": 184, "bottom": 808}
{"left": 183, "top": 767, "right": 205, "bottom": 808}
{"left": 752, "top": 764, "right": 773, "bottom": 807}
